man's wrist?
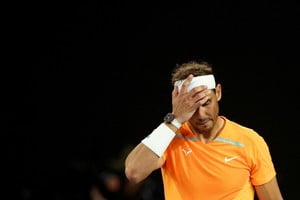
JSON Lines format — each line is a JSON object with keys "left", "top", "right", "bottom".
{"left": 141, "top": 123, "right": 176, "bottom": 157}
{"left": 163, "top": 113, "right": 182, "bottom": 129}
{"left": 171, "top": 117, "right": 182, "bottom": 129}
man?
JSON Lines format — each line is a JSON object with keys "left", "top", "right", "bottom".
{"left": 125, "top": 60, "right": 283, "bottom": 199}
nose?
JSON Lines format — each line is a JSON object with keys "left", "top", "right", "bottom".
{"left": 193, "top": 107, "right": 205, "bottom": 118}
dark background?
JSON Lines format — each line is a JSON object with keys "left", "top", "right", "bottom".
{"left": 4, "top": 1, "right": 300, "bottom": 199}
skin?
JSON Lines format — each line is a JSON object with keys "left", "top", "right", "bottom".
{"left": 125, "top": 74, "right": 283, "bottom": 200}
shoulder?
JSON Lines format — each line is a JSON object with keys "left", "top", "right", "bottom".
{"left": 222, "top": 116, "right": 267, "bottom": 144}
{"left": 223, "top": 116, "right": 259, "bottom": 134}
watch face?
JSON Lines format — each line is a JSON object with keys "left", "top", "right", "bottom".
{"left": 164, "top": 113, "right": 175, "bottom": 123}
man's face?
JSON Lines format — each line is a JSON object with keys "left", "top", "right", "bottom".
{"left": 189, "top": 84, "right": 221, "bottom": 133}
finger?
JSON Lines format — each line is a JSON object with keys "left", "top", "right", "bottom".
{"left": 172, "top": 84, "right": 179, "bottom": 97}
{"left": 192, "top": 96, "right": 209, "bottom": 108}
{"left": 180, "top": 74, "right": 194, "bottom": 93}
{"left": 192, "top": 88, "right": 210, "bottom": 103}
{"left": 190, "top": 85, "right": 208, "bottom": 97}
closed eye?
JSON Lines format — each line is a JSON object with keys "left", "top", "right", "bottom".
{"left": 202, "top": 99, "right": 211, "bottom": 106}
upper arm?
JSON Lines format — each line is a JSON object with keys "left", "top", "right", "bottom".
{"left": 254, "top": 176, "right": 283, "bottom": 200}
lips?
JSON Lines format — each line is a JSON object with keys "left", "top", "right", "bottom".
{"left": 197, "top": 119, "right": 209, "bottom": 125}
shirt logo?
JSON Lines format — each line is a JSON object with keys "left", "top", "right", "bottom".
{"left": 224, "top": 156, "right": 238, "bottom": 162}
{"left": 182, "top": 148, "right": 192, "bottom": 156}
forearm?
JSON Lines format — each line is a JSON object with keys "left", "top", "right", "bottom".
{"left": 125, "top": 122, "right": 178, "bottom": 184}
{"left": 125, "top": 143, "right": 163, "bottom": 183}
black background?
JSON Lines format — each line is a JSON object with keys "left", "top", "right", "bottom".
{"left": 4, "top": 1, "right": 300, "bottom": 199}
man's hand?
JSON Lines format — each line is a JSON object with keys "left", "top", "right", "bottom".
{"left": 171, "top": 74, "right": 210, "bottom": 123}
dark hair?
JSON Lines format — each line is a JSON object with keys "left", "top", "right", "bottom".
{"left": 171, "top": 60, "right": 214, "bottom": 85}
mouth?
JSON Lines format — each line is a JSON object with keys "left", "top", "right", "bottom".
{"left": 196, "top": 119, "right": 210, "bottom": 125}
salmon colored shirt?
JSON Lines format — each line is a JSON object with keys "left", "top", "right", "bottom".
{"left": 161, "top": 116, "right": 276, "bottom": 200}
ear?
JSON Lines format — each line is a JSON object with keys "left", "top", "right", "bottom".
{"left": 215, "top": 84, "right": 222, "bottom": 101}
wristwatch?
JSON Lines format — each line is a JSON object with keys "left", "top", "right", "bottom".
{"left": 164, "top": 113, "right": 182, "bottom": 129}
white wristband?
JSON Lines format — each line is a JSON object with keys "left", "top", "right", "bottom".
{"left": 141, "top": 123, "right": 176, "bottom": 157}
